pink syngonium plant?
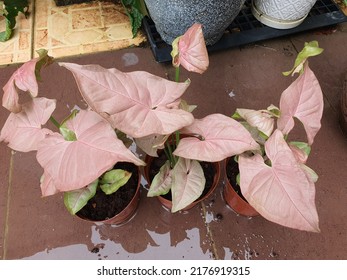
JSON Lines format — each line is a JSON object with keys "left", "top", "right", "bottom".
{"left": 234, "top": 41, "right": 324, "bottom": 232}
{"left": 0, "top": 51, "right": 145, "bottom": 215}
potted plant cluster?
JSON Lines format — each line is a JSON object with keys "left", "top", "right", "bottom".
{"left": 1, "top": 21, "right": 324, "bottom": 232}
{"left": 0, "top": 50, "right": 145, "bottom": 225}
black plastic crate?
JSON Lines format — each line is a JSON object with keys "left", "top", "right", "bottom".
{"left": 143, "top": 0, "right": 347, "bottom": 63}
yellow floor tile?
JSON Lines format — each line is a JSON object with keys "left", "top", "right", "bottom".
{"left": 33, "top": 0, "right": 146, "bottom": 59}
{"left": 0, "top": 0, "right": 146, "bottom": 66}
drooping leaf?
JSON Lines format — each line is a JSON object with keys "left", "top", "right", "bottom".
{"left": 60, "top": 63, "right": 194, "bottom": 138}
{"left": 171, "top": 158, "right": 205, "bottom": 213}
{"left": 0, "top": 98, "right": 56, "bottom": 152}
{"left": 36, "top": 110, "right": 145, "bottom": 193}
{"left": 283, "top": 41, "right": 323, "bottom": 76}
{"left": 277, "top": 64, "right": 324, "bottom": 145}
{"left": 147, "top": 160, "right": 173, "bottom": 197}
{"left": 173, "top": 114, "right": 260, "bottom": 162}
{"left": 2, "top": 49, "right": 52, "bottom": 113}
{"left": 100, "top": 169, "right": 132, "bottom": 195}
{"left": 64, "top": 179, "right": 98, "bottom": 215}
{"left": 238, "top": 130, "right": 320, "bottom": 232}
{"left": 171, "top": 23, "right": 209, "bottom": 74}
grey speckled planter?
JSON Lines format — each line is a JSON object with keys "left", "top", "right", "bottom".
{"left": 144, "top": 0, "right": 246, "bottom": 45}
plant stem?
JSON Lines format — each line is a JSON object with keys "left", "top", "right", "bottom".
{"left": 165, "top": 142, "right": 176, "bottom": 167}
{"left": 175, "top": 131, "right": 180, "bottom": 146}
{"left": 175, "top": 66, "right": 180, "bottom": 83}
{"left": 49, "top": 116, "right": 60, "bottom": 129}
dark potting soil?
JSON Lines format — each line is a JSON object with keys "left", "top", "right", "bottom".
{"left": 225, "top": 158, "right": 248, "bottom": 202}
{"left": 148, "top": 152, "right": 216, "bottom": 201}
{"left": 77, "top": 162, "right": 138, "bottom": 221}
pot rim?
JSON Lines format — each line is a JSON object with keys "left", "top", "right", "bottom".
{"left": 223, "top": 157, "right": 259, "bottom": 217}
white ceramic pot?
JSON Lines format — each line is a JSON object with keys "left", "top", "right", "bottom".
{"left": 252, "top": 0, "right": 317, "bottom": 29}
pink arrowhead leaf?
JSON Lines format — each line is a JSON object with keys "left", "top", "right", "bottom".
{"left": 171, "top": 23, "right": 209, "bottom": 74}
{"left": 277, "top": 64, "right": 324, "bottom": 145}
{"left": 171, "top": 158, "right": 205, "bottom": 213}
{"left": 60, "top": 63, "right": 194, "bottom": 138}
{"left": 0, "top": 97, "right": 56, "bottom": 152}
{"left": 173, "top": 114, "right": 260, "bottom": 162}
{"left": 2, "top": 49, "right": 52, "bottom": 113}
{"left": 239, "top": 129, "right": 320, "bottom": 232}
{"left": 36, "top": 110, "right": 145, "bottom": 192}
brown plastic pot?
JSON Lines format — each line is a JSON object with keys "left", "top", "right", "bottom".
{"left": 76, "top": 165, "right": 141, "bottom": 225}
{"left": 144, "top": 155, "right": 221, "bottom": 212}
{"left": 223, "top": 158, "right": 259, "bottom": 217}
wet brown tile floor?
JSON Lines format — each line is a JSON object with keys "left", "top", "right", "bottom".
{"left": 1, "top": 22, "right": 347, "bottom": 260}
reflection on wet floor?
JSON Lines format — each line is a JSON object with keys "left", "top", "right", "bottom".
{"left": 24, "top": 226, "right": 213, "bottom": 260}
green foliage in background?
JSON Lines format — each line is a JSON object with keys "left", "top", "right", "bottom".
{"left": 121, "top": 0, "right": 147, "bottom": 37}
{"left": 0, "top": 0, "right": 29, "bottom": 42}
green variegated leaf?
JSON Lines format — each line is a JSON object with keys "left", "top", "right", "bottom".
{"left": 64, "top": 179, "right": 98, "bottom": 215}
{"left": 100, "top": 169, "right": 132, "bottom": 195}
{"left": 147, "top": 160, "right": 173, "bottom": 197}
{"left": 283, "top": 41, "right": 323, "bottom": 76}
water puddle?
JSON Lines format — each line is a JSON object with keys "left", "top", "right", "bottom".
{"left": 23, "top": 225, "right": 212, "bottom": 260}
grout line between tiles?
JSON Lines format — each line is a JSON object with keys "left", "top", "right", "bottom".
{"left": 200, "top": 202, "right": 220, "bottom": 260}
{"left": 2, "top": 151, "right": 15, "bottom": 260}
{"left": 30, "top": 0, "right": 36, "bottom": 59}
